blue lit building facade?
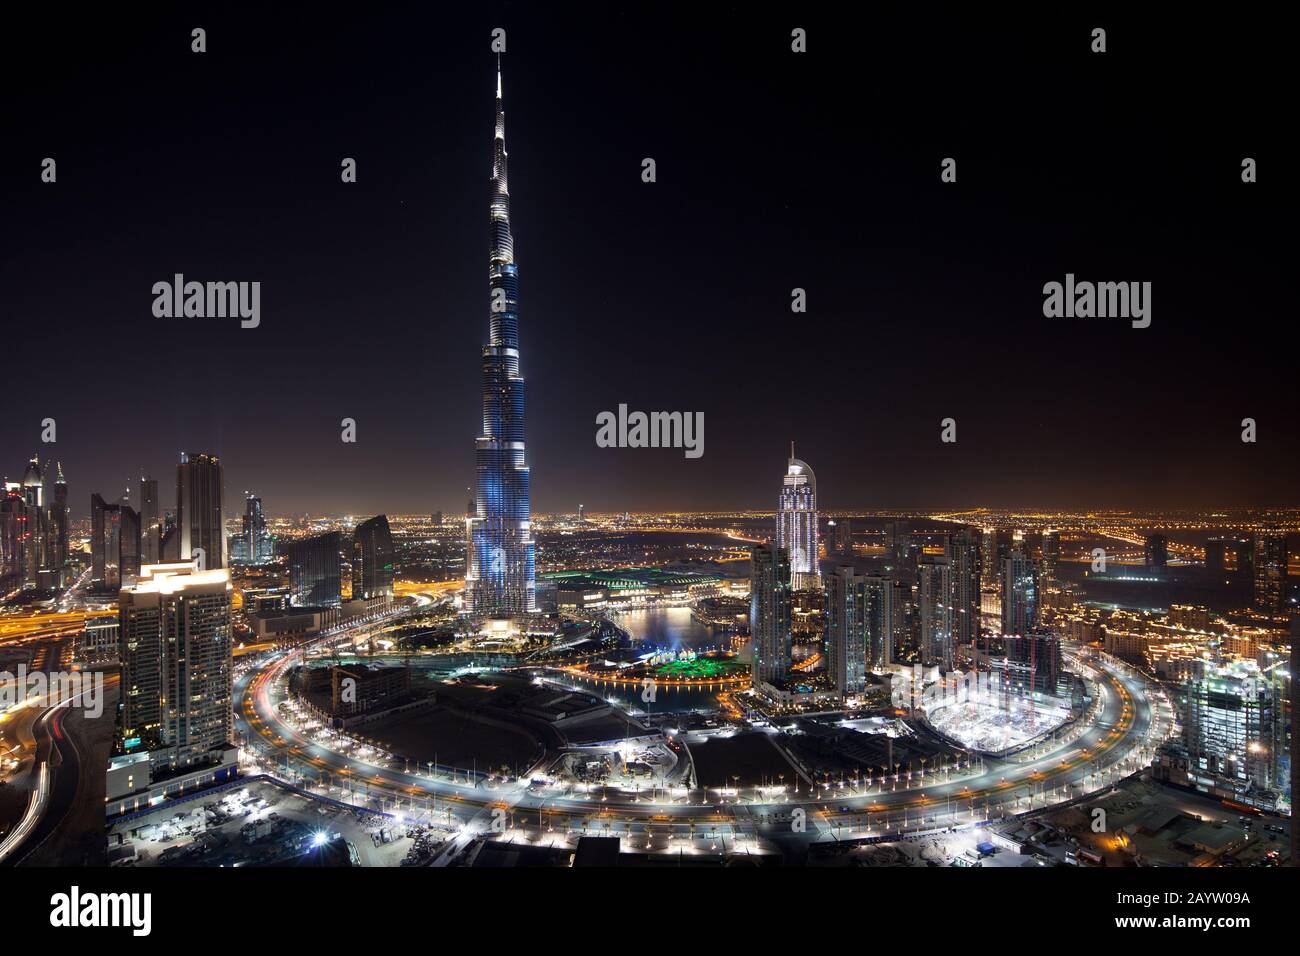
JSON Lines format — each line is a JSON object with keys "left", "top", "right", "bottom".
{"left": 466, "top": 64, "right": 536, "bottom": 617}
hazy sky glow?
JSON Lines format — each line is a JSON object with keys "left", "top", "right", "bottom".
{"left": 3, "top": 8, "right": 1290, "bottom": 518}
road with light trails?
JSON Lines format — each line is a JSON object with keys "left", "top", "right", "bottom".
{"left": 234, "top": 622, "right": 1176, "bottom": 851}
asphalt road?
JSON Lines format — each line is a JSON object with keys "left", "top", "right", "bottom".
{"left": 234, "top": 635, "right": 1174, "bottom": 848}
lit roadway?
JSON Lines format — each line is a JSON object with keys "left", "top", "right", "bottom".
{"left": 234, "top": 628, "right": 1175, "bottom": 853}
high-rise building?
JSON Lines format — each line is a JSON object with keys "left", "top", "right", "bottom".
{"left": 119, "top": 504, "right": 141, "bottom": 586}
{"left": 177, "top": 452, "right": 226, "bottom": 569}
{"left": 160, "top": 511, "right": 180, "bottom": 562}
{"left": 1145, "top": 533, "right": 1169, "bottom": 568}
{"left": 118, "top": 560, "right": 233, "bottom": 771}
{"left": 1253, "top": 531, "right": 1287, "bottom": 616}
{"left": 749, "top": 543, "right": 792, "bottom": 688}
{"left": 51, "top": 462, "right": 69, "bottom": 574}
{"left": 946, "top": 526, "right": 981, "bottom": 651}
{"left": 1040, "top": 529, "right": 1060, "bottom": 582}
{"left": 91, "top": 492, "right": 122, "bottom": 590}
{"left": 1003, "top": 633, "right": 1061, "bottom": 695}
{"left": 888, "top": 577, "right": 916, "bottom": 659}
{"left": 139, "top": 475, "right": 160, "bottom": 565}
{"left": 465, "top": 64, "right": 536, "bottom": 619}
{"left": 19, "top": 457, "right": 46, "bottom": 588}
{"left": 352, "top": 515, "right": 395, "bottom": 600}
{"left": 834, "top": 518, "right": 853, "bottom": 557}
{"left": 1184, "top": 659, "right": 1281, "bottom": 794}
{"left": 0, "top": 481, "right": 25, "bottom": 586}
{"left": 776, "top": 446, "right": 820, "bottom": 590}
{"left": 885, "top": 520, "right": 913, "bottom": 575}
{"left": 863, "top": 574, "right": 893, "bottom": 668}
{"left": 287, "top": 532, "right": 342, "bottom": 607}
{"left": 242, "top": 494, "right": 273, "bottom": 564}
{"left": 1001, "top": 550, "right": 1038, "bottom": 637}
{"left": 826, "top": 565, "right": 868, "bottom": 697}
{"left": 918, "top": 555, "right": 953, "bottom": 669}
{"left": 1204, "top": 536, "right": 1227, "bottom": 576}
{"left": 1234, "top": 538, "right": 1255, "bottom": 577}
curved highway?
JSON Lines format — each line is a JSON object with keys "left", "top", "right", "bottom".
{"left": 234, "top": 634, "right": 1175, "bottom": 850}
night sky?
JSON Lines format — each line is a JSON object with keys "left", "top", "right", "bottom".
{"left": 3, "top": 6, "right": 1291, "bottom": 518}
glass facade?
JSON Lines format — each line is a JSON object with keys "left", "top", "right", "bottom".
{"left": 466, "top": 65, "right": 536, "bottom": 617}
{"left": 776, "top": 451, "right": 819, "bottom": 590}
{"left": 749, "top": 543, "right": 792, "bottom": 686}
{"left": 827, "top": 565, "right": 868, "bottom": 696}
{"left": 352, "top": 514, "right": 395, "bottom": 599}
{"left": 287, "top": 531, "right": 342, "bottom": 607}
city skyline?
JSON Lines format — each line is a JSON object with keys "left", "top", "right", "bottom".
{"left": 0, "top": 4, "right": 1292, "bottom": 906}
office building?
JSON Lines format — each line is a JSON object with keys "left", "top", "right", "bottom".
{"left": 177, "top": 452, "right": 226, "bottom": 569}
{"left": 352, "top": 514, "right": 395, "bottom": 600}
{"left": 826, "top": 565, "right": 868, "bottom": 697}
{"left": 287, "top": 531, "right": 342, "bottom": 607}
{"left": 749, "top": 543, "right": 792, "bottom": 688}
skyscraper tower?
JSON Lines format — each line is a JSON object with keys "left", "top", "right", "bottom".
{"left": 750, "top": 543, "right": 792, "bottom": 688}
{"left": 1040, "top": 528, "right": 1060, "bottom": 582}
{"left": 946, "top": 526, "right": 981, "bottom": 651}
{"left": 52, "top": 462, "right": 69, "bottom": 574}
{"left": 20, "top": 457, "right": 45, "bottom": 588}
{"left": 466, "top": 62, "right": 536, "bottom": 618}
{"left": 826, "top": 565, "right": 868, "bottom": 697}
{"left": 287, "top": 532, "right": 342, "bottom": 608}
{"left": 118, "top": 560, "right": 233, "bottom": 772}
{"left": 918, "top": 554, "right": 953, "bottom": 669}
{"left": 1253, "top": 530, "right": 1288, "bottom": 616}
{"left": 352, "top": 515, "right": 395, "bottom": 601}
{"left": 1002, "top": 549, "right": 1039, "bottom": 637}
{"left": 177, "top": 452, "right": 226, "bottom": 570}
{"left": 776, "top": 445, "right": 820, "bottom": 590}
{"left": 139, "top": 474, "right": 160, "bottom": 564}
{"left": 242, "top": 494, "right": 273, "bottom": 564}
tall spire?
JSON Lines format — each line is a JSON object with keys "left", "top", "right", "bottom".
{"left": 467, "top": 58, "right": 535, "bottom": 618}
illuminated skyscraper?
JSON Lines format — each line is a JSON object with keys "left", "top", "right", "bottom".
{"left": 1001, "top": 549, "right": 1038, "bottom": 637}
{"left": 20, "top": 457, "right": 45, "bottom": 588}
{"left": 1040, "top": 528, "right": 1060, "bottom": 582}
{"left": 918, "top": 555, "right": 953, "bottom": 669}
{"left": 51, "top": 462, "right": 69, "bottom": 574}
{"left": 242, "top": 494, "right": 273, "bottom": 564}
{"left": 91, "top": 492, "right": 122, "bottom": 590}
{"left": 776, "top": 446, "right": 819, "bottom": 590}
{"left": 1253, "top": 530, "right": 1287, "bottom": 616}
{"left": 946, "top": 525, "right": 981, "bottom": 650}
{"left": 1183, "top": 659, "right": 1280, "bottom": 794}
{"left": 466, "top": 62, "right": 536, "bottom": 618}
{"left": 118, "top": 560, "right": 233, "bottom": 771}
{"left": 750, "top": 543, "right": 792, "bottom": 687}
